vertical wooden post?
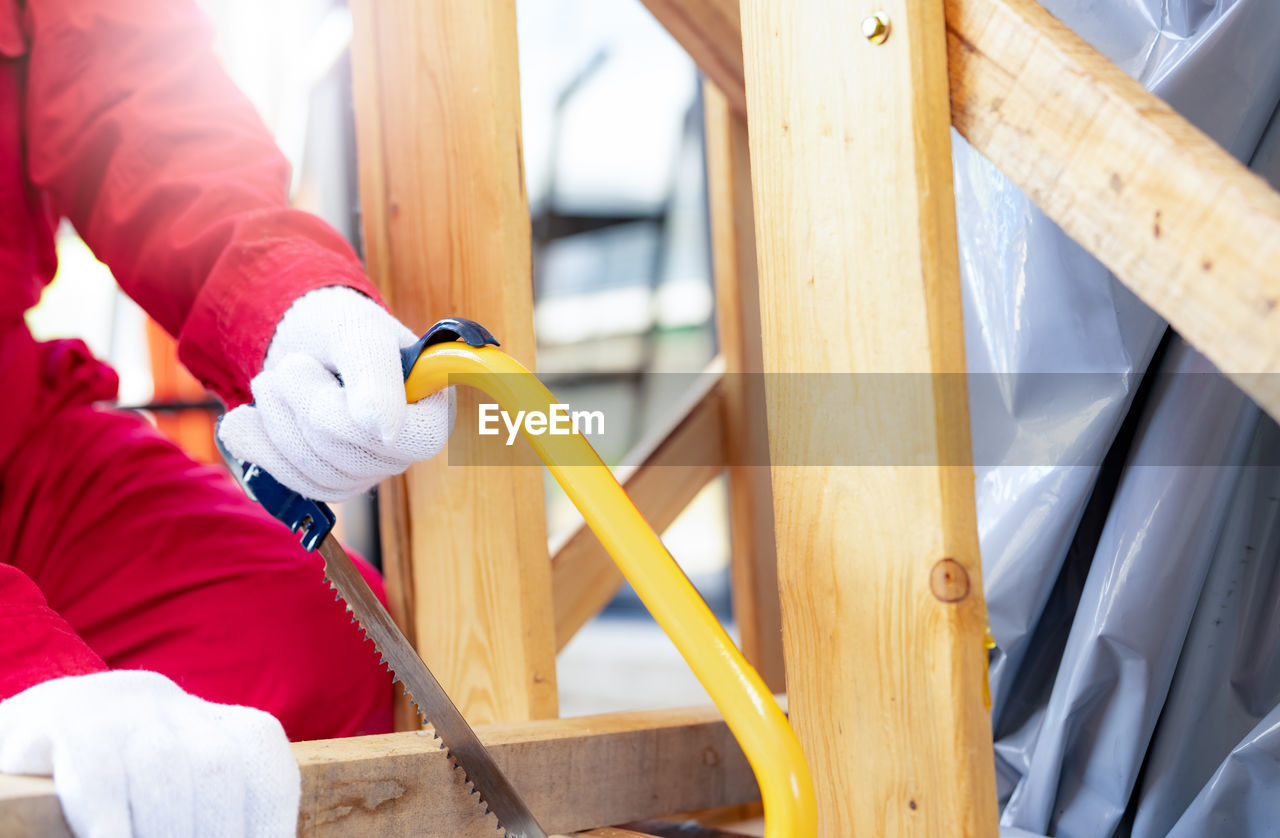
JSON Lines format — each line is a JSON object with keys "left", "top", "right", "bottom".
{"left": 349, "top": 0, "right": 558, "bottom": 725}
{"left": 739, "top": 0, "right": 998, "bottom": 834}
{"left": 704, "top": 83, "right": 785, "bottom": 692}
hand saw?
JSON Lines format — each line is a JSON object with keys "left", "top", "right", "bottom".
{"left": 219, "top": 318, "right": 548, "bottom": 838}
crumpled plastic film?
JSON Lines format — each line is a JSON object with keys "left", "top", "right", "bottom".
{"left": 947, "top": 1, "right": 1280, "bottom": 835}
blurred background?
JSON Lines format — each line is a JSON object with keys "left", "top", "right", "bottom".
{"left": 25, "top": 0, "right": 736, "bottom": 716}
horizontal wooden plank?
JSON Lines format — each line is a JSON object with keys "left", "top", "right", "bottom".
{"left": 0, "top": 705, "right": 758, "bottom": 838}
{"left": 648, "top": 0, "right": 1280, "bottom": 420}
{"left": 0, "top": 775, "right": 69, "bottom": 836}
{"left": 552, "top": 362, "right": 726, "bottom": 649}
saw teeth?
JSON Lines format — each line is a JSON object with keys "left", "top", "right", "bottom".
{"left": 399, "top": 683, "right": 497, "bottom": 819}
{"left": 327, "top": 572, "right": 505, "bottom": 833}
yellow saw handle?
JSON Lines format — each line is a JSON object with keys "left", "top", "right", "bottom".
{"left": 404, "top": 340, "right": 817, "bottom": 838}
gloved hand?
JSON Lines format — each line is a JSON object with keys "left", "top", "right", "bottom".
{"left": 218, "top": 286, "right": 452, "bottom": 501}
{"left": 0, "top": 671, "right": 300, "bottom": 838}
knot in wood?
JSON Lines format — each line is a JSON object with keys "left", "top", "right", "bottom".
{"left": 930, "top": 558, "right": 970, "bottom": 603}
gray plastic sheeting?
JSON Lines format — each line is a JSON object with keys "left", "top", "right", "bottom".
{"left": 952, "top": 1, "right": 1280, "bottom": 835}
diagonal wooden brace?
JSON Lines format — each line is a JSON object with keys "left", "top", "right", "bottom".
{"left": 642, "top": 0, "right": 1280, "bottom": 421}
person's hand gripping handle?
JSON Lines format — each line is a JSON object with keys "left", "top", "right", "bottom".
{"left": 218, "top": 315, "right": 498, "bottom": 549}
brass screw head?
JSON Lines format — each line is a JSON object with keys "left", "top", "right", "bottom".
{"left": 861, "top": 11, "right": 891, "bottom": 44}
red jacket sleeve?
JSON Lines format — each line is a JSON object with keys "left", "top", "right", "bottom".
{"left": 0, "top": 565, "right": 107, "bottom": 700}
{"left": 21, "top": 0, "right": 384, "bottom": 406}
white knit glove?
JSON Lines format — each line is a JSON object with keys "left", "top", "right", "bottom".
{"left": 0, "top": 671, "right": 299, "bottom": 838}
{"left": 218, "top": 287, "right": 452, "bottom": 501}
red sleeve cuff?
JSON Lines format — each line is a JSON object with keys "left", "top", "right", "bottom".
{"left": 0, "top": 566, "right": 108, "bottom": 702}
{"left": 176, "top": 211, "right": 385, "bottom": 408}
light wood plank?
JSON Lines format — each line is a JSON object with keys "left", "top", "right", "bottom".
{"left": 552, "top": 363, "right": 725, "bottom": 649}
{"left": 739, "top": 0, "right": 998, "bottom": 834}
{"left": 637, "top": 0, "right": 745, "bottom": 115}
{"left": 349, "top": 0, "right": 557, "bottom": 726}
{"left": 946, "top": 0, "right": 1280, "bottom": 417}
{"left": 0, "top": 776, "right": 69, "bottom": 837}
{"left": 703, "top": 83, "right": 785, "bottom": 692}
{"left": 0, "top": 706, "right": 759, "bottom": 838}
{"left": 644, "top": 0, "right": 1280, "bottom": 420}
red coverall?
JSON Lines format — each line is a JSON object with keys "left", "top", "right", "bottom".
{"left": 0, "top": 0, "right": 394, "bottom": 740}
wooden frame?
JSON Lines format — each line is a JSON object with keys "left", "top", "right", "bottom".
{"left": 739, "top": 1, "right": 996, "bottom": 832}
{"left": 349, "top": 0, "right": 558, "bottom": 727}
{"left": 550, "top": 359, "right": 725, "bottom": 649}
{"left": 704, "top": 85, "right": 786, "bottom": 692}
{"left": 4, "top": 0, "right": 1279, "bottom": 835}
{"left": 642, "top": 0, "right": 1280, "bottom": 423}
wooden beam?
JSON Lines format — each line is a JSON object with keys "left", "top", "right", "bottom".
{"left": 703, "top": 83, "right": 785, "bottom": 692}
{"left": 740, "top": 0, "right": 998, "bottom": 835}
{"left": 0, "top": 706, "right": 759, "bottom": 838}
{"left": 637, "top": 0, "right": 745, "bottom": 115}
{"left": 946, "top": 0, "right": 1280, "bottom": 418}
{"left": 552, "top": 363, "right": 725, "bottom": 649}
{"left": 349, "top": 0, "right": 558, "bottom": 725}
{"left": 645, "top": 0, "right": 1280, "bottom": 420}
{"left": 0, "top": 776, "right": 68, "bottom": 836}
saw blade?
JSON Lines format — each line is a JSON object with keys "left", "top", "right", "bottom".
{"left": 317, "top": 534, "right": 548, "bottom": 838}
